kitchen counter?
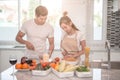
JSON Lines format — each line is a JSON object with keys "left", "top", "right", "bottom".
{"left": 0, "top": 45, "right": 26, "bottom": 50}
{"left": 1, "top": 66, "right": 120, "bottom": 80}
{"left": 0, "top": 67, "right": 95, "bottom": 80}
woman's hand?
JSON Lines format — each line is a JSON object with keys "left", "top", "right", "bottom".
{"left": 25, "top": 41, "right": 35, "bottom": 50}
{"left": 63, "top": 54, "right": 75, "bottom": 60}
{"left": 70, "top": 51, "right": 81, "bottom": 58}
{"left": 72, "top": 53, "right": 79, "bottom": 58}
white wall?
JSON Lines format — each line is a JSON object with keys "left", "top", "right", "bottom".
{"left": 62, "top": 0, "right": 87, "bottom": 33}
{"left": 62, "top": 0, "right": 107, "bottom": 50}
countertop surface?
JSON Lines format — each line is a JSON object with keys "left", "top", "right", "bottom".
{"left": 0, "top": 45, "right": 26, "bottom": 50}
{"left": 1, "top": 67, "right": 97, "bottom": 80}
{"left": 1, "top": 66, "right": 120, "bottom": 80}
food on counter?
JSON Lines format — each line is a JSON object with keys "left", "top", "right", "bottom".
{"left": 53, "top": 60, "right": 78, "bottom": 72}
{"left": 63, "top": 64, "right": 78, "bottom": 72}
{"left": 15, "top": 63, "right": 29, "bottom": 69}
{"left": 49, "top": 62, "right": 56, "bottom": 68}
{"left": 21, "top": 56, "right": 28, "bottom": 64}
{"left": 26, "top": 59, "right": 32, "bottom": 65}
{"left": 32, "top": 63, "right": 51, "bottom": 76}
{"left": 41, "top": 62, "right": 49, "bottom": 68}
{"left": 54, "top": 62, "right": 59, "bottom": 70}
{"left": 64, "top": 57, "right": 76, "bottom": 61}
{"left": 15, "top": 57, "right": 37, "bottom": 70}
{"left": 35, "top": 63, "right": 50, "bottom": 70}
{"left": 76, "top": 66, "right": 90, "bottom": 72}
{"left": 43, "top": 53, "right": 49, "bottom": 62}
{"left": 84, "top": 58, "right": 90, "bottom": 68}
{"left": 15, "top": 63, "right": 22, "bottom": 69}
{"left": 58, "top": 60, "right": 66, "bottom": 72}
{"left": 55, "top": 57, "right": 60, "bottom": 62}
{"left": 22, "top": 63, "right": 29, "bottom": 69}
{"left": 84, "top": 47, "right": 90, "bottom": 68}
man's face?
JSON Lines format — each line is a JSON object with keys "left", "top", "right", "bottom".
{"left": 36, "top": 15, "right": 47, "bottom": 25}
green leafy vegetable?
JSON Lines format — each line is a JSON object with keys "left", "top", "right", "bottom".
{"left": 76, "top": 66, "right": 90, "bottom": 72}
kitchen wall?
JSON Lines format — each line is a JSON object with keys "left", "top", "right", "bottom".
{"left": 62, "top": 0, "right": 87, "bottom": 35}
{"left": 0, "top": 49, "right": 25, "bottom": 72}
{"left": 1, "top": 0, "right": 119, "bottom": 72}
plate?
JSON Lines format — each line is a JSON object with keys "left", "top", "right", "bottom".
{"left": 17, "top": 69, "right": 30, "bottom": 72}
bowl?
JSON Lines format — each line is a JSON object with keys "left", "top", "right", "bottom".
{"left": 52, "top": 68, "right": 74, "bottom": 78}
{"left": 32, "top": 68, "right": 51, "bottom": 76}
{"left": 75, "top": 69, "right": 92, "bottom": 77}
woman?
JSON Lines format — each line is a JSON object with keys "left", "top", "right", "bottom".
{"left": 59, "top": 12, "right": 86, "bottom": 63}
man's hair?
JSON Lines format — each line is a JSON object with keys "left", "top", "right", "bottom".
{"left": 35, "top": 5, "right": 48, "bottom": 17}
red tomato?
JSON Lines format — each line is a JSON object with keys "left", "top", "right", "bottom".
{"left": 42, "top": 62, "right": 48, "bottom": 68}
{"left": 55, "top": 57, "right": 60, "bottom": 62}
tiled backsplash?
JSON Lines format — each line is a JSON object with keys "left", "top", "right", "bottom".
{"left": 107, "top": 0, "right": 120, "bottom": 48}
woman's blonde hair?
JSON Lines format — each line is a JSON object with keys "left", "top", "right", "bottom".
{"left": 35, "top": 5, "right": 48, "bottom": 17}
{"left": 59, "top": 11, "right": 79, "bottom": 30}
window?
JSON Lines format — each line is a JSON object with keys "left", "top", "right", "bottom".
{"left": 20, "top": 0, "right": 40, "bottom": 27}
{"left": 0, "top": 0, "right": 62, "bottom": 49}
{"left": 41, "top": 0, "right": 62, "bottom": 49}
{"left": 93, "top": 0, "right": 103, "bottom": 40}
{"left": 0, "top": 0, "right": 18, "bottom": 41}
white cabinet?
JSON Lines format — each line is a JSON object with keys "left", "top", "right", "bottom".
{"left": 0, "top": 50, "right": 25, "bottom": 72}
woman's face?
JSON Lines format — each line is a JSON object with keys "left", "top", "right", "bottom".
{"left": 60, "top": 23, "right": 72, "bottom": 33}
{"left": 36, "top": 15, "right": 47, "bottom": 25}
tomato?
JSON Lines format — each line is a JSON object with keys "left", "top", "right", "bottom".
{"left": 55, "top": 57, "right": 60, "bottom": 62}
{"left": 41, "top": 62, "right": 48, "bottom": 68}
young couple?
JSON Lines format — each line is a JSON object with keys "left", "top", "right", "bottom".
{"left": 16, "top": 5, "right": 86, "bottom": 63}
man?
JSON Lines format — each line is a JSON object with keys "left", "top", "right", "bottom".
{"left": 16, "top": 5, "right": 54, "bottom": 59}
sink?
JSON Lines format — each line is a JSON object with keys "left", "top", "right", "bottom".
{"left": 13, "top": 45, "right": 25, "bottom": 48}
{"left": 90, "top": 61, "right": 120, "bottom": 69}
{"left": 102, "top": 61, "right": 120, "bottom": 69}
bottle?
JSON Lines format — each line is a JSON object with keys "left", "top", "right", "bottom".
{"left": 43, "top": 53, "right": 49, "bottom": 62}
{"left": 84, "top": 47, "right": 90, "bottom": 68}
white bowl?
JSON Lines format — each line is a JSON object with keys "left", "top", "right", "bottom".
{"left": 52, "top": 68, "right": 74, "bottom": 78}
{"left": 75, "top": 69, "right": 92, "bottom": 77}
{"left": 32, "top": 68, "right": 51, "bottom": 76}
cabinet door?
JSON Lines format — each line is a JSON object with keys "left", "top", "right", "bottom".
{"left": 0, "top": 50, "right": 25, "bottom": 72}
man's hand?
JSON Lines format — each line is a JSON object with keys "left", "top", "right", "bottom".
{"left": 25, "top": 41, "right": 35, "bottom": 50}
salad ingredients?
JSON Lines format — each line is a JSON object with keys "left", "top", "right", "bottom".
{"left": 76, "top": 66, "right": 90, "bottom": 72}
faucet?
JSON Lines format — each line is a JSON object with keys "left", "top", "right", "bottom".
{"left": 105, "top": 40, "right": 111, "bottom": 69}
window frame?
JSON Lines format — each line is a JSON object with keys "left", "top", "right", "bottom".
{"left": 86, "top": 0, "right": 107, "bottom": 50}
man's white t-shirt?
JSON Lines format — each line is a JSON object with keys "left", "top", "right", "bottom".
{"left": 20, "top": 19, "right": 54, "bottom": 59}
